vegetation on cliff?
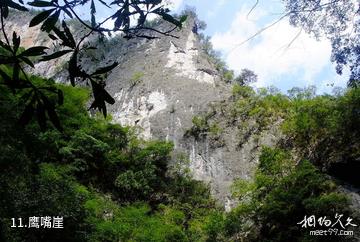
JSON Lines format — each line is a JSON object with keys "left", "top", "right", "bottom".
{"left": 186, "top": 84, "right": 360, "bottom": 241}
{"left": 0, "top": 1, "right": 359, "bottom": 241}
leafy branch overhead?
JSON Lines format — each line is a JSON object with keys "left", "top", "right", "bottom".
{"left": 0, "top": 0, "right": 187, "bottom": 130}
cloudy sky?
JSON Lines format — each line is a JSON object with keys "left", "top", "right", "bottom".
{"left": 169, "top": 0, "right": 349, "bottom": 93}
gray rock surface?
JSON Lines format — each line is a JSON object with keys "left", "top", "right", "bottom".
{"left": 4, "top": 12, "right": 283, "bottom": 207}
{"left": 102, "top": 18, "right": 284, "bottom": 206}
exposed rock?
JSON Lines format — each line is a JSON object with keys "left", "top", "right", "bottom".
{"left": 197, "top": 68, "right": 217, "bottom": 76}
{"left": 3, "top": 12, "right": 284, "bottom": 206}
{"left": 0, "top": 12, "right": 307, "bottom": 208}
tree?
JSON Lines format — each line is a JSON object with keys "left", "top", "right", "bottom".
{"left": 227, "top": 147, "right": 352, "bottom": 242}
{"left": 0, "top": 0, "right": 187, "bottom": 130}
{"left": 181, "top": 5, "right": 206, "bottom": 34}
{"left": 233, "top": 68, "right": 258, "bottom": 86}
{"left": 282, "top": 0, "right": 359, "bottom": 88}
{"left": 287, "top": 85, "right": 316, "bottom": 99}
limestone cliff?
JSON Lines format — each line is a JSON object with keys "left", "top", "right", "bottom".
{"left": 102, "top": 19, "right": 282, "bottom": 207}
{"left": 5, "top": 11, "right": 282, "bottom": 207}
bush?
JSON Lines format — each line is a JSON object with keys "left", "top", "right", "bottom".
{"left": 0, "top": 76, "right": 223, "bottom": 241}
{"left": 227, "top": 147, "right": 352, "bottom": 242}
{"left": 282, "top": 88, "right": 360, "bottom": 174}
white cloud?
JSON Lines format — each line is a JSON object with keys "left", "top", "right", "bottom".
{"left": 101, "top": 18, "right": 115, "bottom": 30}
{"left": 211, "top": 6, "right": 334, "bottom": 90}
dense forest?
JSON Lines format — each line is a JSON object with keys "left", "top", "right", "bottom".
{"left": 0, "top": 0, "right": 359, "bottom": 241}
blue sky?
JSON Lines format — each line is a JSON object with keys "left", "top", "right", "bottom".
{"left": 169, "top": 0, "right": 349, "bottom": 94}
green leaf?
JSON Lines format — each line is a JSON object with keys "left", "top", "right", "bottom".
{"left": 52, "top": 27, "right": 71, "bottom": 47}
{"left": 46, "top": 105, "right": 62, "bottom": 131}
{"left": 0, "top": 40, "right": 13, "bottom": 52}
{"left": 102, "top": 89, "right": 115, "bottom": 104}
{"left": 68, "top": 51, "right": 81, "bottom": 86}
{"left": 28, "top": 0, "right": 54, "bottom": 7}
{"left": 40, "top": 49, "right": 73, "bottom": 61}
{"left": 6, "top": 0, "right": 28, "bottom": 11}
{"left": 89, "top": 79, "right": 114, "bottom": 117}
{"left": 113, "top": 9, "right": 125, "bottom": 29}
{"left": 153, "top": 8, "right": 183, "bottom": 28}
{"left": 48, "top": 34, "right": 57, "bottom": 40}
{"left": 180, "top": 15, "right": 187, "bottom": 23}
{"left": 2, "top": 5, "right": 9, "bottom": 18}
{"left": 91, "top": 62, "right": 118, "bottom": 75}
{"left": 20, "top": 56, "right": 34, "bottom": 67}
{"left": 29, "top": 8, "right": 55, "bottom": 27}
{"left": 12, "top": 32, "right": 20, "bottom": 53}
{"left": 62, "top": 7, "right": 73, "bottom": 18}
{"left": 0, "top": 68, "right": 12, "bottom": 85}
{"left": 19, "top": 101, "right": 35, "bottom": 126}
{"left": 41, "top": 10, "right": 60, "bottom": 32}
{"left": 90, "top": 99, "right": 107, "bottom": 117}
{"left": 101, "top": 101, "right": 107, "bottom": 117}
{"left": 62, "top": 21, "right": 76, "bottom": 48}
{"left": 89, "top": 98, "right": 98, "bottom": 110}
{"left": 36, "top": 102, "right": 47, "bottom": 131}
{"left": 12, "top": 63, "right": 20, "bottom": 82}
{"left": 19, "top": 90, "right": 34, "bottom": 103}
{"left": 57, "top": 89, "right": 64, "bottom": 105}
{"left": 19, "top": 46, "right": 48, "bottom": 57}
{"left": 160, "top": 13, "right": 181, "bottom": 27}
{"left": 0, "top": 57, "right": 13, "bottom": 65}
{"left": 97, "top": 0, "right": 110, "bottom": 8}
{"left": 90, "top": 0, "right": 96, "bottom": 27}
{"left": 147, "top": 0, "right": 162, "bottom": 4}
{"left": 48, "top": 109, "right": 62, "bottom": 131}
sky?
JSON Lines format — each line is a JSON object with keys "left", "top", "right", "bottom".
{"left": 168, "top": 0, "right": 349, "bottom": 94}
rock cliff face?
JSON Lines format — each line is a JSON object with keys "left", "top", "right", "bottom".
{"left": 102, "top": 19, "right": 282, "bottom": 207}
{"left": 5, "top": 12, "right": 282, "bottom": 207}
{"left": 106, "top": 21, "right": 228, "bottom": 142}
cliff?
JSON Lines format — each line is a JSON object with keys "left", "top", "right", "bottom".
{"left": 1, "top": 11, "right": 297, "bottom": 207}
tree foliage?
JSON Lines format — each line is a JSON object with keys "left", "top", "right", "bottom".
{"left": 282, "top": 87, "right": 360, "bottom": 185}
{"left": 282, "top": 0, "right": 360, "bottom": 87}
{"left": 233, "top": 68, "right": 258, "bottom": 86}
{"left": 0, "top": 76, "right": 222, "bottom": 241}
{"left": 227, "top": 147, "right": 352, "bottom": 242}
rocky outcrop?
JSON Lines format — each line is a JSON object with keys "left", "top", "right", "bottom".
{"left": 102, "top": 18, "right": 284, "bottom": 206}
{"left": 107, "top": 20, "right": 228, "bottom": 141}
{"left": 5, "top": 12, "right": 282, "bottom": 207}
